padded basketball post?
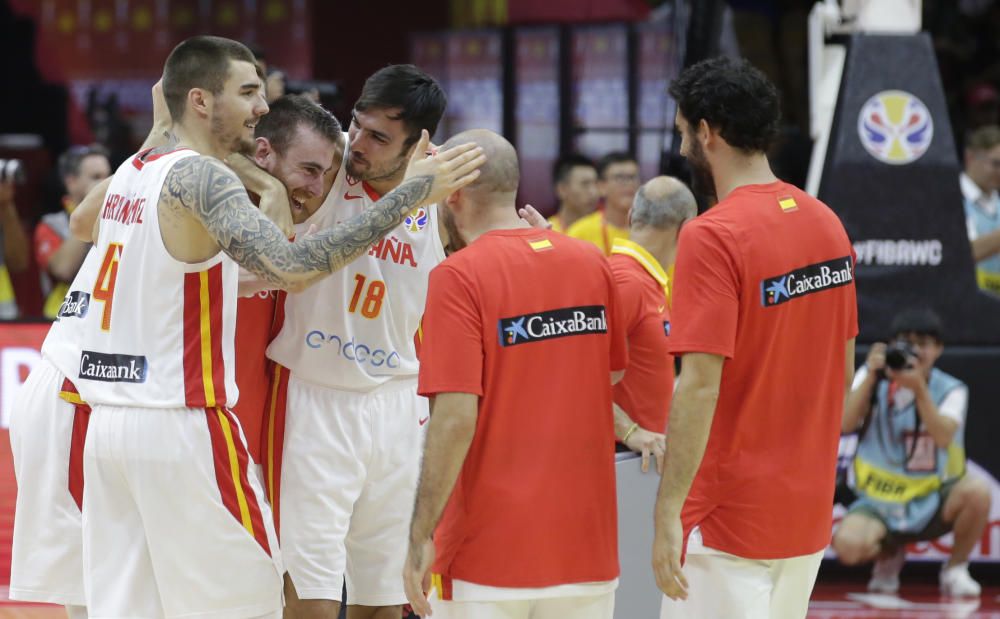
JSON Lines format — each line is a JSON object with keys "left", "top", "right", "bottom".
{"left": 815, "top": 32, "right": 1000, "bottom": 344}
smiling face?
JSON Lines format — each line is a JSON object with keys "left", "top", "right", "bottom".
{"left": 257, "top": 124, "right": 341, "bottom": 223}
{"left": 346, "top": 107, "right": 414, "bottom": 183}
{"left": 210, "top": 59, "right": 269, "bottom": 156}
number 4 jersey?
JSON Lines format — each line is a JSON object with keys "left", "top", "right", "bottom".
{"left": 266, "top": 154, "right": 445, "bottom": 392}
{"left": 74, "top": 148, "right": 240, "bottom": 409}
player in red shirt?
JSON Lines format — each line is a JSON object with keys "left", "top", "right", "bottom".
{"left": 232, "top": 95, "right": 343, "bottom": 462}
{"left": 404, "top": 129, "right": 628, "bottom": 619}
{"left": 609, "top": 176, "right": 696, "bottom": 472}
{"left": 652, "top": 57, "right": 858, "bottom": 618}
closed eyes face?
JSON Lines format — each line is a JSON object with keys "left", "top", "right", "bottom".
{"left": 269, "top": 125, "right": 338, "bottom": 223}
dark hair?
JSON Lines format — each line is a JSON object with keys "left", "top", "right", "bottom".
{"left": 254, "top": 95, "right": 342, "bottom": 154}
{"left": 551, "top": 153, "right": 595, "bottom": 184}
{"left": 247, "top": 43, "right": 266, "bottom": 62}
{"left": 966, "top": 125, "right": 1000, "bottom": 152}
{"left": 163, "top": 36, "right": 259, "bottom": 122}
{"left": 354, "top": 64, "right": 447, "bottom": 146}
{"left": 596, "top": 152, "right": 637, "bottom": 179}
{"left": 668, "top": 56, "right": 781, "bottom": 153}
{"left": 58, "top": 144, "right": 109, "bottom": 178}
{"left": 890, "top": 308, "right": 944, "bottom": 342}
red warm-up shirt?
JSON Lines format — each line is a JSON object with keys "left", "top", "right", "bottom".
{"left": 667, "top": 181, "right": 858, "bottom": 559}
{"left": 418, "top": 228, "right": 627, "bottom": 589}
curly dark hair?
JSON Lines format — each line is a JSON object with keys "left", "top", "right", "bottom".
{"left": 668, "top": 56, "right": 781, "bottom": 153}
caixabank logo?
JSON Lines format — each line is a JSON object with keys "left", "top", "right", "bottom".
{"left": 57, "top": 291, "right": 90, "bottom": 319}
{"left": 498, "top": 305, "right": 607, "bottom": 347}
{"left": 78, "top": 351, "right": 148, "bottom": 383}
{"left": 761, "top": 256, "right": 854, "bottom": 307}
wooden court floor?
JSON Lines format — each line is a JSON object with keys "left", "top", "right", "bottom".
{"left": 1, "top": 583, "right": 998, "bottom": 618}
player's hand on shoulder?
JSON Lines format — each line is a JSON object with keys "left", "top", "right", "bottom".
{"left": 518, "top": 204, "right": 552, "bottom": 230}
{"left": 404, "top": 129, "right": 485, "bottom": 207}
{"left": 224, "top": 153, "right": 282, "bottom": 197}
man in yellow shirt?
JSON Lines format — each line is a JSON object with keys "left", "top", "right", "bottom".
{"left": 548, "top": 154, "right": 599, "bottom": 233}
{"left": 567, "top": 152, "right": 639, "bottom": 255}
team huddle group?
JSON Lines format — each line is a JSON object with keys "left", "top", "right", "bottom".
{"left": 9, "top": 34, "right": 862, "bottom": 619}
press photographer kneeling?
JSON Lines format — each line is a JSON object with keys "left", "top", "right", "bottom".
{"left": 832, "top": 309, "right": 991, "bottom": 597}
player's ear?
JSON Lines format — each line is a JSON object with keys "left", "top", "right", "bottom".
{"left": 254, "top": 137, "right": 272, "bottom": 167}
{"left": 188, "top": 88, "right": 210, "bottom": 120}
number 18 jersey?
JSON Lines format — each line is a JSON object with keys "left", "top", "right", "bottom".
{"left": 74, "top": 149, "right": 240, "bottom": 409}
{"left": 266, "top": 155, "right": 445, "bottom": 392}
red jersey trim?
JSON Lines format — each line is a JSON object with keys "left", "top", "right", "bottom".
{"left": 262, "top": 361, "right": 291, "bottom": 537}
{"left": 182, "top": 264, "right": 229, "bottom": 407}
{"left": 63, "top": 377, "right": 91, "bottom": 512}
{"left": 362, "top": 180, "right": 381, "bottom": 202}
{"left": 204, "top": 407, "right": 272, "bottom": 556}
{"left": 131, "top": 147, "right": 193, "bottom": 170}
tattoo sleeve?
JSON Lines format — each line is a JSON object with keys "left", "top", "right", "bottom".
{"left": 161, "top": 155, "right": 433, "bottom": 289}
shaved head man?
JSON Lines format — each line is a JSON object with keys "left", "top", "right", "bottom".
{"left": 405, "top": 129, "right": 627, "bottom": 619}
{"left": 611, "top": 176, "right": 696, "bottom": 472}
{"left": 437, "top": 129, "right": 522, "bottom": 244}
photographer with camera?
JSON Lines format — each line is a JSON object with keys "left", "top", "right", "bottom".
{"left": 0, "top": 160, "right": 31, "bottom": 319}
{"left": 832, "top": 308, "right": 991, "bottom": 597}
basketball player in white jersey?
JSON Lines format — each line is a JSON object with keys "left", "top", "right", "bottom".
{"left": 7, "top": 78, "right": 179, "bottom": 618}
{"left": 262, "top": 64, "right": 455, "bottom": 619}
{"left": 10, "top": 88, "right": 346, "bottom": 619}
{"left": 70, "top": 36, "right": 484, "bottom": 618}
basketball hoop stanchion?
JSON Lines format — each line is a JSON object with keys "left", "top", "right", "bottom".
{"left": 808, "top": 0, "right": 1000, "bottom": 566}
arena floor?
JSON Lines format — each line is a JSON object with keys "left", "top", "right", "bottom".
{"left": 1, "top": 584, "right": 999, "bottom": 618}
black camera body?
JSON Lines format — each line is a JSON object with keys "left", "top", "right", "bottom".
{"left": 885, "top": 340, "right": 916, "bottom": 370}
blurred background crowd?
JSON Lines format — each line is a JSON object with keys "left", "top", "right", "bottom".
{"left": 0, "top": 0, "right": 997, "bottom": 319}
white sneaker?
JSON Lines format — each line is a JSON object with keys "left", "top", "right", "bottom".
{"left": 868, "top": 547, "right": 906, "bottom": 594}
{"left": 940, "top": 562, "right": 982, "bottom": 597}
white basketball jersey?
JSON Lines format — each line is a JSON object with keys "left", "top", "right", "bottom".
{"left": 74, "top": 148, "right": 240, "bottom": 409}
{"left": 39, "top": 246, "right": 103, "bottom": 381}
{"left": 267, "top": 151, "right": 446, "bottom": 392}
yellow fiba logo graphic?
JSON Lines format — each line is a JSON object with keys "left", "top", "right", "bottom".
{"left": 857, "top": 90, "right": 934, "bottom": 165}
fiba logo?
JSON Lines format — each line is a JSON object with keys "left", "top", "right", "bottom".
{"left": 857, "top": 90, "right": 934, "bottom": 165}
{"left": 405, "top": 207, "right": 429, "bottom": 232}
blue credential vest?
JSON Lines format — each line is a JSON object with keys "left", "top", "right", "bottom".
{"left": 965, "top": 196, "right": 1000, "bottom": 294}
{"left": 851, "top": 368, "right": 966, "bottom": 533}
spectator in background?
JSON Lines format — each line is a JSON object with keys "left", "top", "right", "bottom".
{"left": 834, "top": 309, "right": 990, "bottom": 597}
{"left": 964, "top": 83, "right": 1000, "bottom": 132}
{"left": 0, "top": 174, "right": 31, "bottom": 319}
{"left": 961, "top": 125, "right": 1000, "bottom": 295}
{"left": 548, "top": 154, "right": 598, "bottom": 233}
{"left": 266, "top": 69, "right": 286, "bottom": 104}
{"left": 610, "top": 176, "right": 696, "bottom": 472}
{"left": 35, "top": 145, "right": 110, "bottom": 318}
{"left": 567, "top": 152, "right": 639, "bottom": 255}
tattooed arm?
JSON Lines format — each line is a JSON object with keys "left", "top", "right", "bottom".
{"left": 164, "top": 132, "right": 484, "bottom": 292}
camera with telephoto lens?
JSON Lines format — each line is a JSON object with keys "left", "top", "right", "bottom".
{"left": 0, "top": 159, "right": 26, "bottom": 184}
{"left": 884, "top": 340, "right": 916, "bottom": 371}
